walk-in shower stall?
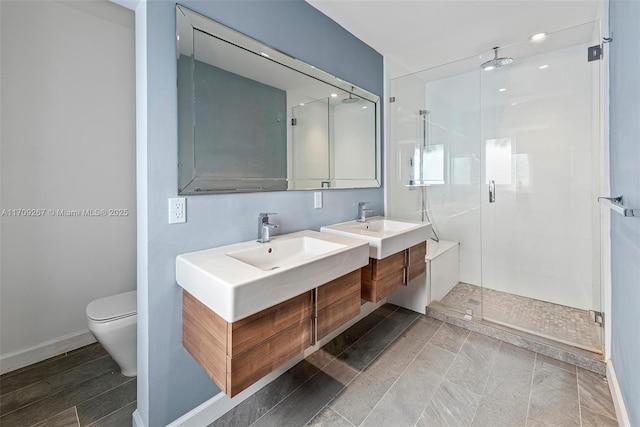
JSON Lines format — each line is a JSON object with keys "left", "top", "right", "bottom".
{"left": 388, "top": 21, "right": 603, "bottom": 354}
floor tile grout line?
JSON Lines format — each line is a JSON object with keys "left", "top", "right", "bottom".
{"left": 524, "top": 352, "right": 538, "bottom": 427}
{"left": 75, "top": 375, "right": 137, "bottom": 409}
{"left": 84, "top": 400, "right": 136, "bottom": 427}
{"left": 577, "top": 367, "right": 584, "bottom": 427}
{"left": 469, "top": 338, "right": 503, "bottom": 425}
{"left": 249, "top": 306, "right": 407, "bottom": 427}
{"left": 317, "top": 311, "right": 423, "bottom": 423}
{"left": 360, "top": 320, "right": 445, "bottom": 426}
{"left": 418, "top": 327, "right": 476, "bottom": 425}
{"left": 305, "top": 308, "right": 421, "bottom": 426}
{"left": 0, "top": 353, "right": 115, "bottom": 400}
{"left": 308, "top": 304, "right": 400, "bottom": 373}
{"left": 24, "top": 407, "right": 76, "bottom": 427}
{"left": 325, "top": 406, "right": 356, "bottom": 427}
{"left": 0, "top": 344, "right": 102, "bottom": 384}
{"left": 74, "top": 405, "right": 81, "bottom": 427}
{"left": 0, "top": 356, "right": 127, "bottom": 418}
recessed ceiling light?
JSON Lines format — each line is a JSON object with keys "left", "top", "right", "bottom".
{"left": 539, "top": 64, "right": 549, "bottom": 69}
{"left": 260, "top": 52, "right": 270, "bottom": 58}
{"left": 299, "top": 103, "right": 305, "bottom": 106}
{"left": 531, "top": 33, "right": 547, "bottom": 41}
{"left": 362, "top": 106, "right": 368, "bottom": 109}
{"left": 512, "top": 102, "right": 518, "bottom": 106}
{"left": 499, "top": 88, "right": 507, "bottom": 92}
{"left": 483, "top": 65, "right": 495, "bottom": 71}
{"left": 330, "top": 93, "right": 338, "bottom": 98}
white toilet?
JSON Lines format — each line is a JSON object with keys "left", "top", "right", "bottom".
{"left": 86, "top": 290, "right": 137, "bottom": 377}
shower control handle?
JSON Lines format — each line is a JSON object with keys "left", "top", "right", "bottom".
{"left": 489, "top": 180, "right": 496, "bottom": 203}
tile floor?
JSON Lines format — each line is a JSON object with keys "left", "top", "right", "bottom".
{"left": 212, "top": 304, "right": 617, "bottom": 427}
{"left": 0, "top": 343, "right": 136, "bottom": 427}
{"left": 1, "top": 304, "right": 616, "bottom": 427}
{"left": 439, "top": 283, "right": 602, "bottom": 352}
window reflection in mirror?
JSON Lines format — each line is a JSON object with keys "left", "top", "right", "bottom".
{"left": 176, "top": 5, "right": 381, "bottom": 194}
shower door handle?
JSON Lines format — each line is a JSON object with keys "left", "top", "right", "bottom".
{"left": 489, "top": 180, "right": 496, "bottom": 203}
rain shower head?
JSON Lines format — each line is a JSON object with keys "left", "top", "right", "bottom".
{"left": 481, "top": 47, "right": 514, "bottom": 70}
{"left": 342, "top": 87, "right": 360, "bottom": 104}
{"left": 342, "top": 93, "right": 360, "bottom": 104}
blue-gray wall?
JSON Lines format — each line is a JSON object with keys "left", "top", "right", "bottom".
{"left": 609, "top": 1, "right": 640, "bottom": 425}
{"left": 139, "top": 1, "right": 383, "bottom": 425}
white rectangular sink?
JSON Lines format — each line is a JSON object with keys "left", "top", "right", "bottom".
{"left": 321, "top": 217, "right": 431, "bottom": 259}
{"left": 176, "top": 230, "right": 369, "bottom": 322}
{"left": 227, "top": 236, "right": 346, "bottom": 271}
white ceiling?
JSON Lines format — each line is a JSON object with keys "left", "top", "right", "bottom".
{"left": 305, "top": 0, "right": 603, "bottom": 76}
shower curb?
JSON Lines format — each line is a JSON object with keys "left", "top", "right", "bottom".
{"left": 427, "top": 305, "right": 606, "bottom": 375}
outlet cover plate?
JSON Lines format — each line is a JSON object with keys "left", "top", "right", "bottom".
{"left": 169, "top": 197, "right": 186, "bottom": 224}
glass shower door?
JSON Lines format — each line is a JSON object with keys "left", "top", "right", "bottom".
{"left": 480, "top": 22, "right": 603, "bottom": 353}
{"left": 388, "top": 56, "right": 482, "bottom": 318}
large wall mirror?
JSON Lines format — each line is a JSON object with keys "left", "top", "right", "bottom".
{"left": 177, "top": 5, "right": 381, "bottom": 194}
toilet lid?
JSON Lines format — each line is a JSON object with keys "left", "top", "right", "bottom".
{"left": 87, "top": 290, "right": 136, "bottom": 322}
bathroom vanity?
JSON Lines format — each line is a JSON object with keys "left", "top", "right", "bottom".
{"left": 176, "top": 230, "right": 368, "bottom": 396}
{"left": 321, "top": 217, "right": 430, "bottom": 303}
{"left": 182, "top": 269, "right": 361, "bottom": 396}
{"left": 176, "top": 220, "right": 430, "bottom": 397}
{"left": 360, "top": 242, "right": 427, "bottom": 302}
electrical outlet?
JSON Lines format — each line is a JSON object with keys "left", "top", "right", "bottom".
{"left": 168, "top": 197, "right": 186, "bottom": 224}
{"left": 314, "top": 192, "right": 323, "bottom": 209}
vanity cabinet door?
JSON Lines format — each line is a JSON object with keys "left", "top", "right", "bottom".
{"left": 182, "top": 289, "right": 312, "bottom": 397}
{"left": 360, "top": 241, "right": 427, "bottom": 303}
{"left": 407, "top": 242, "right": 427, "bottom": 282}
{"left": 316, "top": 270, "right": 361, "bottom": 340}
{"left": 227, "top": 318, "right": 311, "bottom": 396}
{"left": 229, "top": 292, "right": 312, "bottom": 357}
{"left": 361, "top": 250, "right": 406, "bottom": 302}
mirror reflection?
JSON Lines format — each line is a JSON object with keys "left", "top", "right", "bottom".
{"left": 177, "top": 5, "right": 381, "bottom": 194}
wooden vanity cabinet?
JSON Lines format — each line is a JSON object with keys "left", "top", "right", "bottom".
{"left": 407, "top": 241, "right": 427, "bottom": 282}
{"left": 182, "top": 269, "right": 364, "bottom": 397}
{"left": 183, "top": 290, "right": 312, "bottom": 397}
{"left": 361, "top": 241, "right": 427, "bottom": 303}
{"left": 316, "top": 270, "right": 361, "bottom": 340}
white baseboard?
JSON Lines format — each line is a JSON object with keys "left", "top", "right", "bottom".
{"left": 0, "top": 330, "right": 96, "bottom": 374}
{"left": 166, "top": 300, "right": 385, "bottom": 427}
{"left": 606, "top": 359, "right": 631, "bottom": 427}
{"left": 132, "top": 409, "right": 145, "bottom": 427}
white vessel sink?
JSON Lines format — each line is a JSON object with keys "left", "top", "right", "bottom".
{"left": 321, "top": 217, "right": 431, "bottom": 259}
{"left": 176, "top": 230, "right": 369, "bottom": 322}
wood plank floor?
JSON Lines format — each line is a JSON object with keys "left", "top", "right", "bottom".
{"left": 0, "top": 343, "right": 136, "bottom": 427}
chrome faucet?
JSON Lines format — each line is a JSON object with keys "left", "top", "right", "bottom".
{"left": 257, "top": 213, "right": 279, "bottom": 243}
{"left": 357, "top": 202, "right": 375, "bottom": 222}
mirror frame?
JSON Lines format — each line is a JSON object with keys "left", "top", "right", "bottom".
{"left": 176, "top": 5, "right": 382, "bottom": 194}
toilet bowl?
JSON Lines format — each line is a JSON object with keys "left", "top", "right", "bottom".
{"left": 86, "top": 290, "right": 137, "bottom": 377}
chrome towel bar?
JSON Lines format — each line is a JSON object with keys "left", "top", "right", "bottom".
{"left": 598, "top": 195, "right": 640, "bottom": 217}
